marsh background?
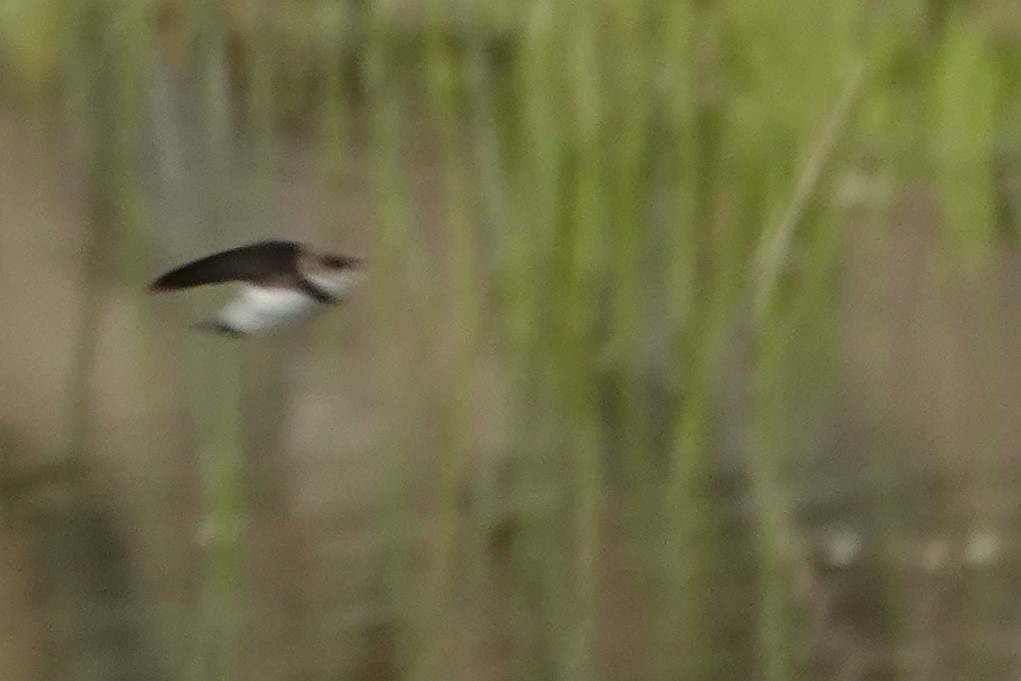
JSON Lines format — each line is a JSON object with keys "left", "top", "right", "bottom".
{"left": 2, "top": 1, "right": 1021, "bottom": 680}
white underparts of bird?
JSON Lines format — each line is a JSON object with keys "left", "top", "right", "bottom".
{"left": 147, "top": 240, "right": 365, "bottom": 335}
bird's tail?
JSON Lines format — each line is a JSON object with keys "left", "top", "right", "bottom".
{"left": 191, "top": 320, "right": 244, "bottom": 337}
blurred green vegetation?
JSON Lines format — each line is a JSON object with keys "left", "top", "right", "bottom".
{"left": 3, "top": 0, "right": 1021, "bottom": 680}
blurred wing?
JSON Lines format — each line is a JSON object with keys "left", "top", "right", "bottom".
{"left": 148, "top": 241, "right": 300, "bottom": 292}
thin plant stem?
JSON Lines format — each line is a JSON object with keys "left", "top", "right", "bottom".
{"left": 188, "top": 342, "right": 246, "bottom": 681}
{"left": 752, "top": 60, "right": 867, "bottom": 322}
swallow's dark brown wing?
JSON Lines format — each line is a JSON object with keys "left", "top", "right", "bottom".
{"left": 148, "top": 240, "right": 302, "bottom": 292}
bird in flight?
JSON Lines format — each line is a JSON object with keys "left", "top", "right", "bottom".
{"left": 148, "top": 240, "right": 365, "bottom": 335}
